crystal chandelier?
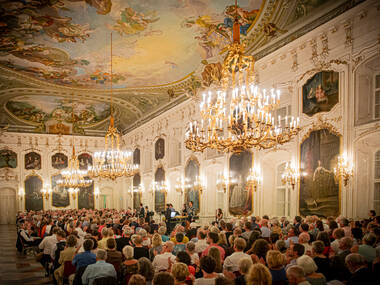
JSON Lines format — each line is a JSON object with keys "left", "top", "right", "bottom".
{"left": 334, "top": 154, "right": 353, "bottom": 186}
{"left": 57, "top": 95, "right": 92, "bottom": 188}
{"left": 281, "top": 161, "right": 300, "bottom": 190}
{"left": 57, "top": 145, "right": 93, "bottom": 188}
{"left": 88, "top": 33, "right": 139, "bottom": 180}
{"left": 185, "top": 1, "right": 300, "bottom": 154}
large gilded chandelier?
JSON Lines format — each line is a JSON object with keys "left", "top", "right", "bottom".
{"left": 88, "top": 33, "right": 138, "bottom": 180}
{"left": 57, "top": 96, "right": 92, "bottom": 188}
{"left": 185, "top": 1, "right": 300, "bottom": 153}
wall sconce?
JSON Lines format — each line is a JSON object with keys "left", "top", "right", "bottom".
{"left": 151, "top": 181, "right": 168, "bottom": 195}
{"left": 194, "top": 176, "right": 205, "bottom": 195}
{"left": 281, "top": 161, "right": 300, "bottom": 190}
{"left": 40, "top": 187, "right": 52, "bottom": 200}
{"left": 175, "top": 177, "right": 184, "bottom": 195}
{"left": 334, "top": 153, "right": 353, "bottom": 186}
{"left": 18, "top": 188, "right": 25, "bottom": 200}
{"left": 246, "top": 165, "right": 262, "bottom": 192}
{"left": 68, "top": 188, "right": 79, "bottom": 199}
{"left": 216, "top": 172, "right": 227, "bottom": 193}
{"left": 94, "top": 187, "right": 100, "bottom": 199}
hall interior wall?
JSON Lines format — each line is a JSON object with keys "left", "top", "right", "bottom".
{"left": 0, "top": 0, "right": 379, "bottom": 222}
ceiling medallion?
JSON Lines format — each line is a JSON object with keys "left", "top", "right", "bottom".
{"left": 185, "top": 0, "right": 300, "bottom": 154}
{"left": 88, "top": 33, "right": 139, "bottom": 180}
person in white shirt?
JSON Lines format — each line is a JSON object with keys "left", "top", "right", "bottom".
{"left": 19, "top": 222, "right": 41, "bottom": 246}
{"left": 152, "top": 241, "right": 176, "bottom": 272}
{"left": 195, "top": 230, "right": 208, "bottom": 254}
{"left": 260, "top": 219, "right": 271, "bottom": 238}
{"left": 39, "top": 227, "right": 61, "bottom": 276}
{"left": 223, "top": 238, "right": 250, "bottom": 272}
{"left": 75, "top": 221, "right": 86, "bottom": 238}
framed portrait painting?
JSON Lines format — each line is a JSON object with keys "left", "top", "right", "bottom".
{"left": 228, "top": 151, "right": 253, "bottom": 216}
{"left": 0, "top": 149, "right": 17, "bottom": 168}
{"left": 302, "top": 71, "right": 339, "bottom": 116}
{"left": 133, "top": 173, "right": 142, "bottom": 210}
{"left": 185, "top": 158, "right": 200, "bottom": 213}
{"left": 25, "top": 152, "right": 41, "bottom": 170}
{"left": 78, "top": 177, "right": 94, "bottom": 209}
{"left": 51, "top": 174, "right": 69, "bottom": 208}
{"left": 52, "top": 153, "right": 68, "bottom": 169}
{"left": 155, "top": 138, "right": 165, "bottom": 160}
{"left": 154, "top": 167, "right": 166, "bottom": 212}
{"left": 78, "top": 153, "right": 92, "bottom": 170}
{"left": 25, "top": 175, "right": 43, "bottom": 211}
{"left": 300, "top": 128, "right": 340, "bottom": 217}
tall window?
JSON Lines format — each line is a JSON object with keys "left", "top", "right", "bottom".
{"left": 276, "top": 162, "right": 291, "bottom": 217}
{"left": 374, "top": 150, "right": 380, "bottom": 214}
{"left": 375, "top": 74, "right": 380, "bottom": 119}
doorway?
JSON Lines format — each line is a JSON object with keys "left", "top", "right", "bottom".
{"left": 0, "top": 188, "right": 16, "bottom": 224}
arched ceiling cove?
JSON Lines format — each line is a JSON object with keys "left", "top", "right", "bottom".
{"left": 0, "top": 0, "right": 362, "bottom": 136}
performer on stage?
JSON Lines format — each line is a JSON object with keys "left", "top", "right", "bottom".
{"left": 187, "top": 201, "right": 195, "bottom": 222}
{"left": 181, "top": 203, "right": 188, "bottom": 216}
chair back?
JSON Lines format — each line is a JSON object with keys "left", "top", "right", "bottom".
{"left": 93, "top": 276, "right": 117, "bottom": 285}
{"left": 63, "top": 261, "right": 76, "bottom": 277}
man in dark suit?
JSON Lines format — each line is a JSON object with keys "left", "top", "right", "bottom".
{"left": 139, "top": 203, "right": 145, "bottom": 220}
{"left": 345, "top": 253, "right": 374, "bottom": 285}
{"left": 116, "top": 227, "right": 132, "bottom": 252}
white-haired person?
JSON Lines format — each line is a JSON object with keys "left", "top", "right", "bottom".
{"left": 286, "top": 265, "right": 311, "bottom": 285}
{"left": 120, "top": 245, "right": 138, "bottom": 284}
{"left": 82, "top": 249, "right": 117, "bottom": 285}
{"left": 296, "top": 255, "right": 326, "bottom": 285}
{"left": 234, "top": 257, "right": 253, "bottom": 285}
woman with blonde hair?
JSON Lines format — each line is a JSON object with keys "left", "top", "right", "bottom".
{"left": 208, "top": 247, "right": 223, "bottom": 273}
{"left": 266, "top": 250, "right": 287, "bottom": 284}
{"left": 172, "top": 262, "right": 190, "bottom": 285}
{"left": 246, "top": 263, "right": 272, "bottom": 285}
{"left": 149, "top": 233, "right": 163, "bottom": 260}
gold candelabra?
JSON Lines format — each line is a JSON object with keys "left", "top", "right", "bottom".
{"left": 40, "top": 187, "right": 52, "bottom": 200}
{"left": 185, "top": 1, "right": 300, "bottom": 154}
{"left": 334, "top": 154, "right": 353, "bottom": 186}
{"left": 281, "top": 161, "right": 300, "bottom": 190}
{"left": 94, "top": 187, "right": 100, "bottom": 199}
{"left": 68, "top": 188, "right": 79, "bottom": 200}
{"left": 216, "top": 173, "right": 228, "bottom": 193}
{"left": 57, "top": 146, "right": 93, "bottom": 188}
{"left": 88, "top": 33, "right": 139, "bottom": 180}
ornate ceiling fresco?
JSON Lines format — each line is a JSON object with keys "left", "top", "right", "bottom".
{"left": 0, "top": 0, "right": 363, "bottom": 136}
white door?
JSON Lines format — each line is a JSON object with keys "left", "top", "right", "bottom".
{"left": 0, "top": 188, "right": 16, "bottom": 224}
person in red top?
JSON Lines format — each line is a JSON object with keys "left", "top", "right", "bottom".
{"left": 202, "top": 232, "right": 225, "bottom": 261}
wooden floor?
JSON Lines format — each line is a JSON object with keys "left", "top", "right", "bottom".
{"left": 0, "top": 225, "right": 52, "bottom": 285}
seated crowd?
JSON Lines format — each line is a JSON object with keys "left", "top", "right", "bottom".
{"left": 16, "top": 209, "right": 380, "bottom": 285}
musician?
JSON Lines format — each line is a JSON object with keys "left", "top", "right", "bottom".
{"left": 181, "top": 203, "right": 188, "bottom": 216}
{"left": 216, "top": 208, "right": 223, "bottom": 223}
{"left": 138, "top": 203, "right": 145, "bottom": 220}
{"left": 187, "top": 201, "right": 195, "bottom": 222}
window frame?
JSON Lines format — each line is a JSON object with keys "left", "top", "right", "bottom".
{"left": 275, "top": 162, "right": 291, "bottom": 217}
{"left": 374, "top": 73, "right": 380, "bottom": 119}
{"left": 374, "top": 150, "right": 380, "bottom": 214}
